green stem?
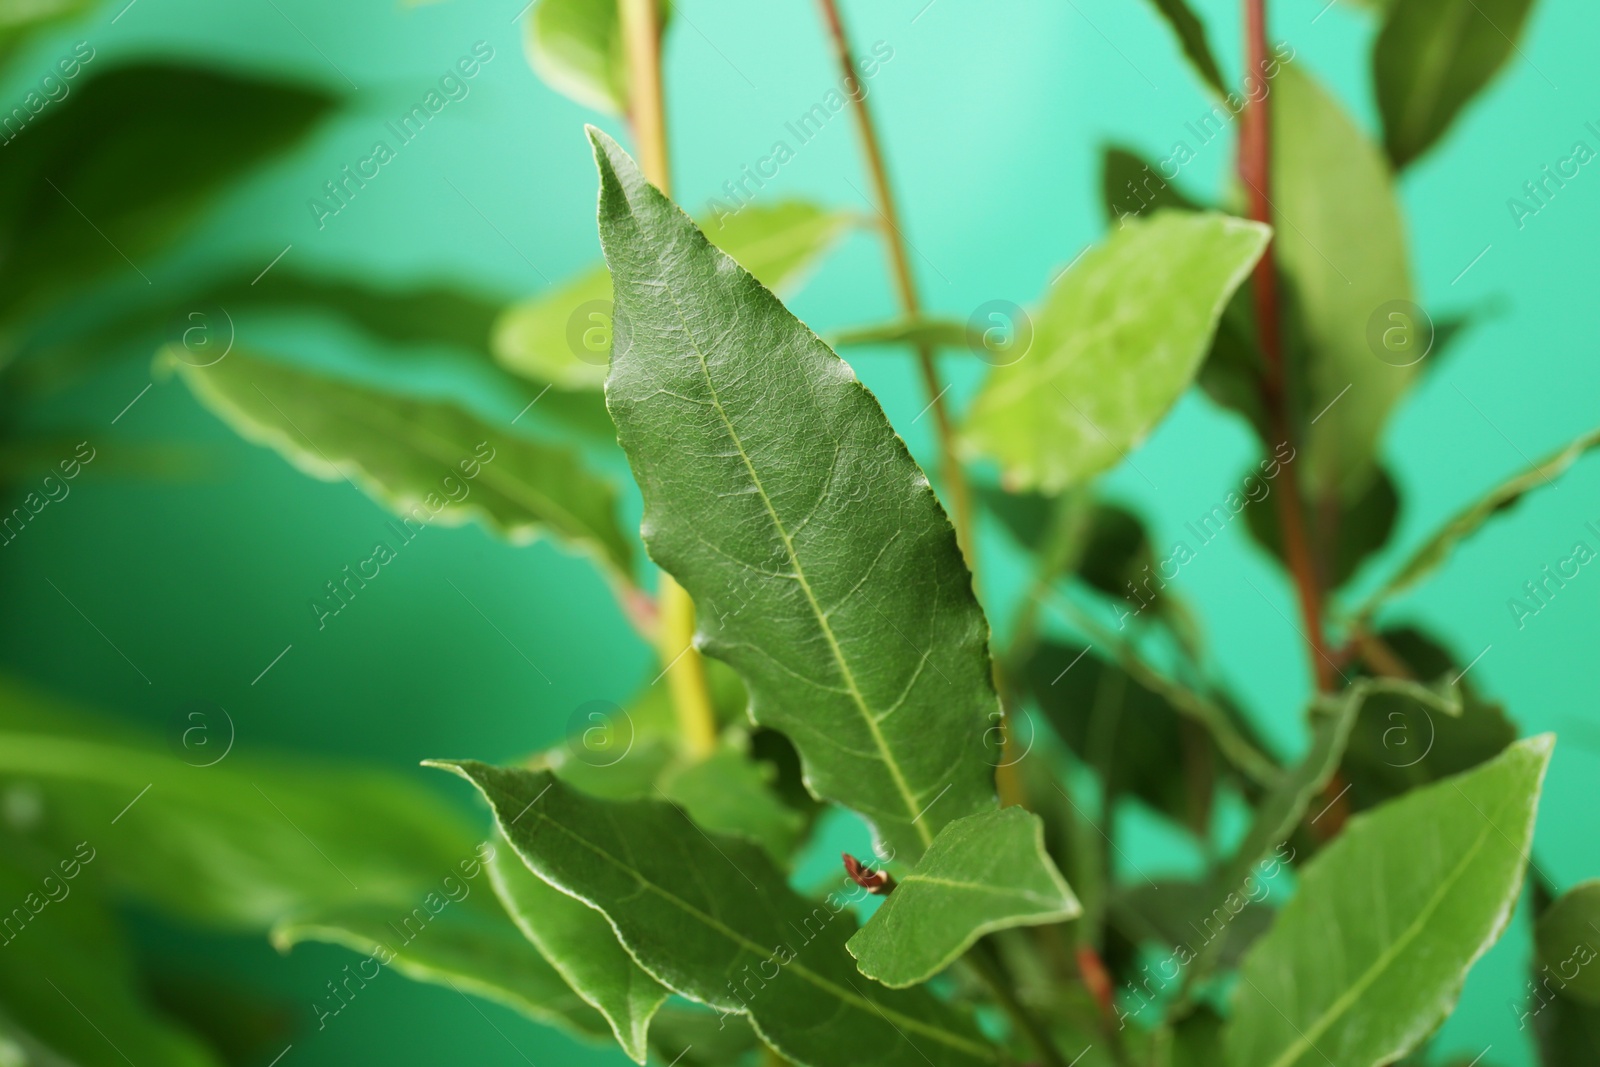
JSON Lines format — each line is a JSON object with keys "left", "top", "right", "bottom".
{"left": 812, "top": 0, "right": 976, "bottom": 574}
{"left": 616, "top": 0, "right": 719, "bottom": 759}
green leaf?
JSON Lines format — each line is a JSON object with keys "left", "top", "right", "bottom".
{"left": 1339, "top": 629, "right": 1516, "bottom": 810}
{"left": 1137, "top": 0, "right": 1226, "bottom": 95}
{"left": 1535, "top": 881, "right": 1600, "bottom": 1005}
{"left": 1100, "top": 145, "right": 1203, "bottom": 224}
{"left": 1246, "top": 464, "right": 1400, "bottom": 589}
{"left": 0, "top": 683, "right": 614, "bottom": 1042}
{"left": 1024, "top": 642, "right": 1219, "bottom": 828}
{"left": 1356, "top": 426, "right": 1600, "bottom": 617}
{"left": 271, "top": 893, "right": 611, "bottom": 1041}
{"left": 590, "top": 127, "right": 999, "bottom": 860}
{"left": 525, "top": 0, "right": 666, "bottom": 113}
{"left": 1225, "top": 734, "right": 1554, "bottom": 1067}
{"left": 962, "top": 212, "right": 1269, "bottom": 493}
{"left": 1535, "top": 990, "right": 1600, "bottom": 1064}
{"left": 648, "top": 1003, "right": 763, "bottom": 1066}
{"left": 1373, "top": 0, "right": 1539, "bottom": 169}
{"left": 0, "top": 63, "right": 334, "bottom": 322}
{"left": 660, "top": 748, "right": 806, "bottom": 863}
{"left": 494, "top": 201, "right": 853, "bottom": 389}
{"left": 486, "top": 836, "right": 668, "bottom": 1061}
{"left": 430, "top": 761, "right": 998, "bottom": 1067}
{"left": 847, "top": 807, "right": 1079, "bottom": 988}
{"left": 0, "top": 833, "right": 223, "bottom": 1067}
{"left": 1272, "top": 65, "right": 1414, "bottom": 501}
{"left": 164, "top": 345, "right": 634, "bottom": 579}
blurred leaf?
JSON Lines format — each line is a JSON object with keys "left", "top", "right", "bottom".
{"left": 0, "top": 832, "right": 223, "bottom": 1067}
{"left": 848, "top": 808, "right": 1079, "bottom": 989}
{"left": 1168, "top": 1007, "right": 1227, "bottom": 1067}
{"left": 1100, "top": 144, "right": 1203, "bottom": 224}
{"left": 1137, "top": 0, "right": 1226, "bottom": 95}
{"left": 659, "top": 749, "right": 805, "bottom": 863}
{"left": 525, "top": 0, "right": 668, "bottom": 113}
{"left": 1024, "top": 642, "right": 1217, "bottom": 828}
{"left": 272, "top": 893, "right": 611, "bottom": 1041}
{"left": 0, "top": 0, "right": 91, "bottom": 62}
{"left": 1356, "top": 426, "right": 1600, "bottom": 617}
{"left": 963, "top": 212, "right": 1268, "bottom": 493}
{"left": 1273, "top": 65, "right": 1415, "bottom": 502}
{"left": 1340, "top": 629, "right": 1516, "bottom": 811}
{"left": 1536, "top": 990, "right": 1600, "bottom": 1064}
{"left": 486, "top": 835, "right": 669, "bottom": 1062}
{"left": 432, "top": 762, "right": 997, "bottom": 1067}
{"left": 1226, "top": 735, "right": 1553, "bottom": 1067}
{"left": 1374, "top": 0, "right": 1539, "bottom": 169}
{"left": 0, "top": 679, "right": 618, "bottom": 1041}
{"left": 494, "top": 201, "right": 854, "bottom": 389}
{"left": 1109, "top": 880, "right": 1275, "bottom": 972}
{"left": 592, "top": 130, "right": 998, "bottom": 861}
{"left": 647, "top": 1003, "right": 762, "bottom": 1066}
{"left": 0, "top": 63, "right": 334, "bottom": 322}
{"left": 144, "top": 970, "right": 294, "bottom": 1067}
{"left": 165, "top": 345, "right": 634, "bottom": 579}
{"left": 1246, "top": 464, "right": 1400, "bottom": 589}
{"left": 1535, "top": 881, "right": 1600, "bottom": 1005}
{"left": 829, "top": 316, "right": 973, "bottom": 351}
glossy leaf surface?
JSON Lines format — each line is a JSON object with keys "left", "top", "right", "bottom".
{"left": 494, "top": 201, "right": 853, "bottom": 389}
{"left": 1226, "top": 735, "right": 1553, "bottom": 1067}
{"left": 591, "top": 128, "right": 997, "bottom": 860}
{"left": 487, "top": 836, "right": 667, "bottom": 1060}
{"left": 963, "top": 212, "right": 1268, "bottom": 493}
{"left": 432, "top": 761, "right": 998, "bottom": 1067}
{"left": 848, "top": 807, "right": 1079, "bottom": 988}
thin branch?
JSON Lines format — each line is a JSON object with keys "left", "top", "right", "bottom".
{"left": 1239, "top": 0, "right": 1333, "bottom": 693}
{"left": 812, "top": 0, "right": 976, "bottom": 571}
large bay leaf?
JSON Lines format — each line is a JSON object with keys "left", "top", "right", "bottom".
{"left": 1273, "top": 65, "right": 1414, "bottom": 501}
{"left": 487, "top": 832, "right": 668, "bottom": 1061}
{"left": 962, "top": 212, "right": 1268, "bottom": 493}
{"left": 1356, "top": 426, "right": 1600, "bottom": 618}
{"left": 430, "top": 761, "right": 997, "bottom": 1067}
{"left": 847, "top": 807, "right": 1079, "bottom": 988}
{"left": 165, "top": 345, "right": 633, "bottom": 578}
{"left": 494, "top": 201, "right": 853, "bottom": 389}
{"left": 1374, "top": 0, "right": 1539, "bottom": 169}
{"left": 1225, "top": 734, "right": 1553, "bottom": 1067}
{"left": 590, "top": 127, "right": 997, "bottom": 860}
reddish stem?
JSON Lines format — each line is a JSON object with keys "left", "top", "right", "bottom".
{"left": 1239, "top": 0, "right": 1333, "bottom": 693}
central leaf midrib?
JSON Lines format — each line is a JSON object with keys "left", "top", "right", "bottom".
{"left": 1263, "top": 793, "right": 1508, "bottom": 1067}
{"left": 626, "top": 207, "right": 935, "bottom": 849}
{"left": 511, "top": 791, "right": 992, "bottom": 1060}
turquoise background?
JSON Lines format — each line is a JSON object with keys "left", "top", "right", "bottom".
{"left": 4, "top": 0, "right": 1598, "bottom": 1062}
